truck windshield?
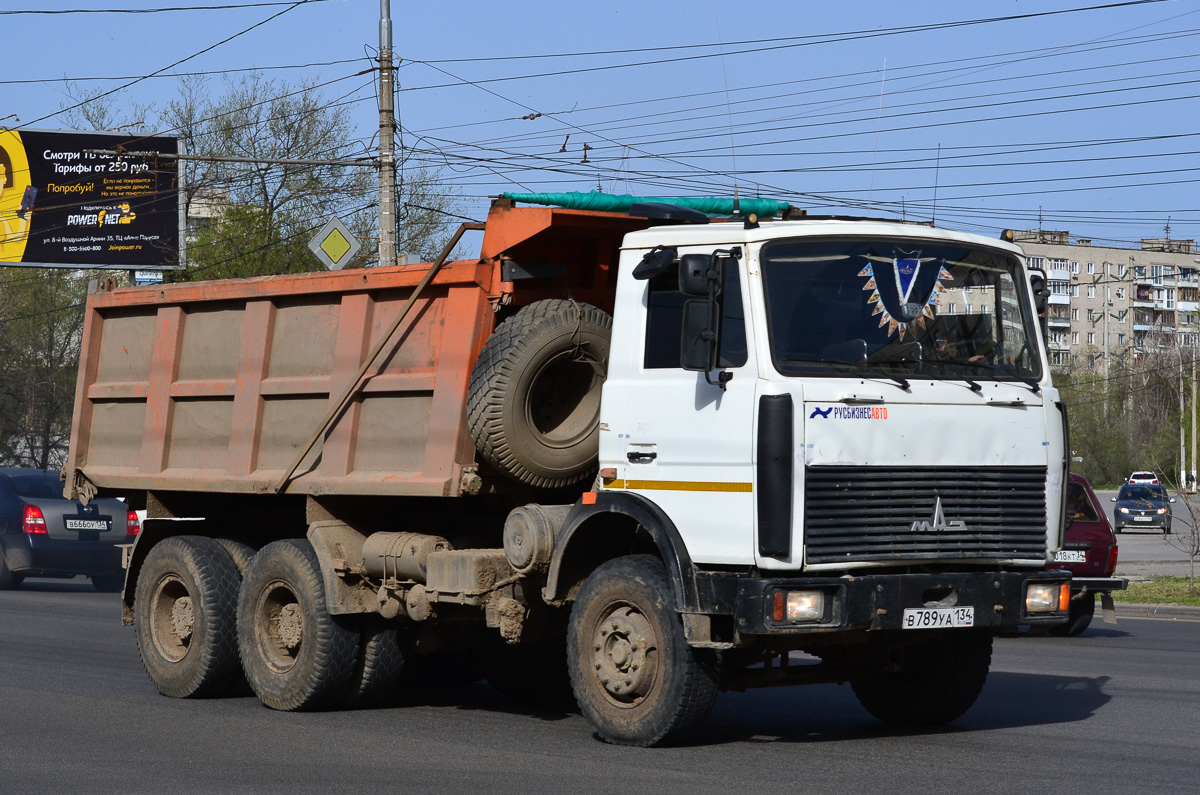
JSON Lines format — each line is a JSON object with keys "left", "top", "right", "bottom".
{"left": 760, "top": 237, "right": 1041, "bottom": 382}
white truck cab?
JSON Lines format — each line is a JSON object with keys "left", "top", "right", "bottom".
{"left": 600, "top": 218, "right": 1066, "bottom": 576}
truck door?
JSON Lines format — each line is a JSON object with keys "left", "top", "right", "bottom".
{"left": 602, "top": 247, "right": 758, "bottom": 566}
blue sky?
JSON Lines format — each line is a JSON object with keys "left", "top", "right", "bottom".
{"left": 5, "top": 0, "right": 1200, "bottom": 246}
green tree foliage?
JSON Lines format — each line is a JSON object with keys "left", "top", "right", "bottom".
{"left": 165, "top": 74, "right": 463, "bottom": 279}
{"left": 1057, "top": 344, "right": 1186, "bottom": 485}
{"left": 0, "top": 270, "right": 88, "bottom": 469}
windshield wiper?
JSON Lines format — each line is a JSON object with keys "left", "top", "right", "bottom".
{"left": 945, "top": 360, "right": 1040, "bottom": 393}
{"left": 789, "top": 358, "right": 910, "bottom": 390}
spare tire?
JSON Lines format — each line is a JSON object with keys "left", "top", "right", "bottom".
{"left": 468, "top": 299, "right": 612, "bottom": 488}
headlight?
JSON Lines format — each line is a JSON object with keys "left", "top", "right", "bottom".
{"left": 772, "top": 590, "right": 825, "bottom": 622}
{"left": 1118, "top": 506, "right": 1130, "bottom": 513}
{"left": 1157, "top": 507, "right": 1168, "bottom": 514}
{"left": 1026, "top": 583, "right": 1069, "bottom": 613}
{"left": 786, "top": 590, "right": 824, "bottom": 622}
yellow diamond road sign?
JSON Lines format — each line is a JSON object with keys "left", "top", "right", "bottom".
{"left": 308, "top": 217, "right": 361, "bottom": 270}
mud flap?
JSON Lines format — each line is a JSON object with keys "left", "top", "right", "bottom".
{"left": 1101, "top": 592, "right": 1117, "bottom": 624}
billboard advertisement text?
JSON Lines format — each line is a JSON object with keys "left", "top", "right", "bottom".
{"left": 0, "top": 129, "right": 178, "bottom": 269}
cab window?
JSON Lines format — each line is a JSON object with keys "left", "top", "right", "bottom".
{"left": 644, "top": 260, "right": 748, "bottom": 369}
{"left": 1066, "top": 482, "right": 1101, "bottom": 522}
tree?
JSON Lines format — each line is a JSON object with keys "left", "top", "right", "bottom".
{"left": 163, "top": 74, "right": 463, "bottom": 279}
{"left": 1059, "top": 333, "right": 1183, "bottom": 485}
{"left": 0, "top": 270, "right": 88, "bottom": 470}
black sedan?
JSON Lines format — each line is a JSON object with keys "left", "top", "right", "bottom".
{"left": 1110, "top": 483, "right": 1175, "bottom": 534}
{"left": 0, "top": 468, "right": 138, "bottom": 591}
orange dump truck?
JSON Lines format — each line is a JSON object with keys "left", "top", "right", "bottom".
{"left": 67, "top": 198, "right": 1072, "bottom": 746}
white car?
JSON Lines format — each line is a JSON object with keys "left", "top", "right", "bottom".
{"left": 1128, "top": 470, "right": 1159, "bottom": 485}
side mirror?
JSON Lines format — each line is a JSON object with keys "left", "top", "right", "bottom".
{"left": 1029, "top": 270, "right": 1050, "bottom": 314}
{"left": 679, "top": 253, "right": 722, "bottom": 297}
{"left": 681, "top": 299, "right": 719, "bottom": 372}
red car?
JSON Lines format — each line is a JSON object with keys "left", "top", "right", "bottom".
{"left": 1045, "top": 474, "right": 1127, "bottom": 636}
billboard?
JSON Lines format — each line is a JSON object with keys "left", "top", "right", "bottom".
{"left": 0, "top": 129, "right": 178, "bottom": 269}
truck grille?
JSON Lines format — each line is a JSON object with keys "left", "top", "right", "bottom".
{"left": 803, "top": 466, "right": 1048, "bottom": 564}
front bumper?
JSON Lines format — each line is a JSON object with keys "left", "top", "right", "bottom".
{"left": 731, "top": 571, "right": 1071, "bottom": 635}
{"left": 1114, "top": 515, "right": 1170, "bottom": 530}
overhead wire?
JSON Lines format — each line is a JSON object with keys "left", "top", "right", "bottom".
{"left": 397, "top": 1, "right": 1173, "bottom": 92}
{"left": 0, "top": 1, "right": 339, "bottom": 15}
{"left": 15, "top": 0, "right": 322, "bottom": 131}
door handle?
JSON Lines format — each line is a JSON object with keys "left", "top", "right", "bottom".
{"left": 627, "top": 451, "right": 657, "bottom": 463}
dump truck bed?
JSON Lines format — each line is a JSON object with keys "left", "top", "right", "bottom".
{"left": 66, "top": 261, "right": 495, "bottom": 497}
{"left": 64, "top": 204, "right": 646, "bottom": 499}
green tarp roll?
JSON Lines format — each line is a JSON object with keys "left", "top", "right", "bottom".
{"left": 500, "top": 191, "right": 791, "bottom": 218}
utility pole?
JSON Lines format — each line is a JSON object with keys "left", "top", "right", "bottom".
{"left": 1192, "top": 355, "right": 1197, "bottom": 492}
{"left": 377, "top": 0, "right": 397, "bottom": 270}
{"left": 1181, "top": 350, "right": 1187, "bottom": 489}
{"left": 1103, "top": 261, "right": 1111, "bottom": 379}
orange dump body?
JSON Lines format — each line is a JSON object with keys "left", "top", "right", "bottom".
{"left": 64, "top": 204, "right": 648, "bottom": 499}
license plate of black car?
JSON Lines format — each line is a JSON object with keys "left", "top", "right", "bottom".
{"left": 65, "top": 518, "right": 110, "bottom": 531}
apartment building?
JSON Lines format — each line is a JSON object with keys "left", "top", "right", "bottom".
{"left": 1015, "top": 230, "right": 1199, "bottom": 371}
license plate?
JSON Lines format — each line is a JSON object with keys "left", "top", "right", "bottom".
{"left": 1133, "top": 516, "right": 1153, "bottom": 522}
{"left": 1055, "top": 550, "right": 1087, "bottom": 563}
{"left": 65, "top": 518, "right": 109, "bottom": 531}
{"left": 902, "top": 607, "right": 974, "bottom": 629}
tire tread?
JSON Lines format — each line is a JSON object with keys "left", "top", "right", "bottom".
{"left": 567, "top": 554, "right": 719, "bottom": 747}
{"left": 237, "top": 539, "right": 358, "bottom": 711}
{"left": 467, "top": 299, "right": 611, "bottom": 488}
{"left": 134, "top": 535, "right": 243, "bottom": 699}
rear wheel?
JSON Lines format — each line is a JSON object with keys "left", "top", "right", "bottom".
{"left": 337, "top": 618, "right": 404, "bottom": 708}
{"left": 567, "top": 555, "right": 719, "bottom": 746}
{"left": 851, "top": 630, "right": 992, "bottom": 726}
{"left": 1050, "top": 594, "right": 1096, "bottom": 637}
{"left": 237, "top": 539, "right": 358, "bottom": 711}
{"left": 134, "top": 536, "right": 243, "bottom": 698}
{"left": 91, "top": 573, "right": 125, "bottom": 593}
{"left": 214, "top": 539, "right": 255, "bottom": 577}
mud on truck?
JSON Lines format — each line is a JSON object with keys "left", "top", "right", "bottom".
{"left": 64, "top": 194, "right": 1072, "bottom": 746}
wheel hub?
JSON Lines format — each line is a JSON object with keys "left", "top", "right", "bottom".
{"left": 592, "top": 606, "right": 656, "bottom": 701}
{"left": 276, "top": 603, "right": 304, "bottom": 650}
{"left": 149, "top": 575, "right": 193, "bottom": 663}
{"left": 169, "top": 596, "right": 194, "bottom": 641}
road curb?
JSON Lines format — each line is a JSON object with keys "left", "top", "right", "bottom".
{"left": 1114, "top": 603, "right": 1200, "bottom": 620}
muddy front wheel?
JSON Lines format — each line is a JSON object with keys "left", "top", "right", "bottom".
{"left": 567, "top": 555, "right": 719, "bottom": 746}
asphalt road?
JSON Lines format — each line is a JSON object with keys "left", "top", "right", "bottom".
{"left": 1, "top": 581, "right": 1197, "bottom": 793}
{"left": 1093, "top": 488, "right": 1198, "bottom": 578}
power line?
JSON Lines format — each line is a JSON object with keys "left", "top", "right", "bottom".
{"left": 410, "top": 26, "right": 1200, "bottom": 138}
{"left": 0, "top": 1, "right": 339, "bottom": 15}
{"left": 15, "top": 0, "right": 319, "bottom": 131}
{"left": 450, "top": 41, "right": 1200, "bottom": 151}
{"left": 398, "top": 1, "right": 1173, "bottom": 92}
{"left": 0, "top": 57, "right": 366, "bottom": 87}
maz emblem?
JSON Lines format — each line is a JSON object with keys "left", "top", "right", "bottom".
{"left": 910, "top": 496, "right": 967, "bottom": 532}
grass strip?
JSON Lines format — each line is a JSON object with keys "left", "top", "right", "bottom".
{"left": 1111, "top": 576, "right": 1200, "bottom": 607}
